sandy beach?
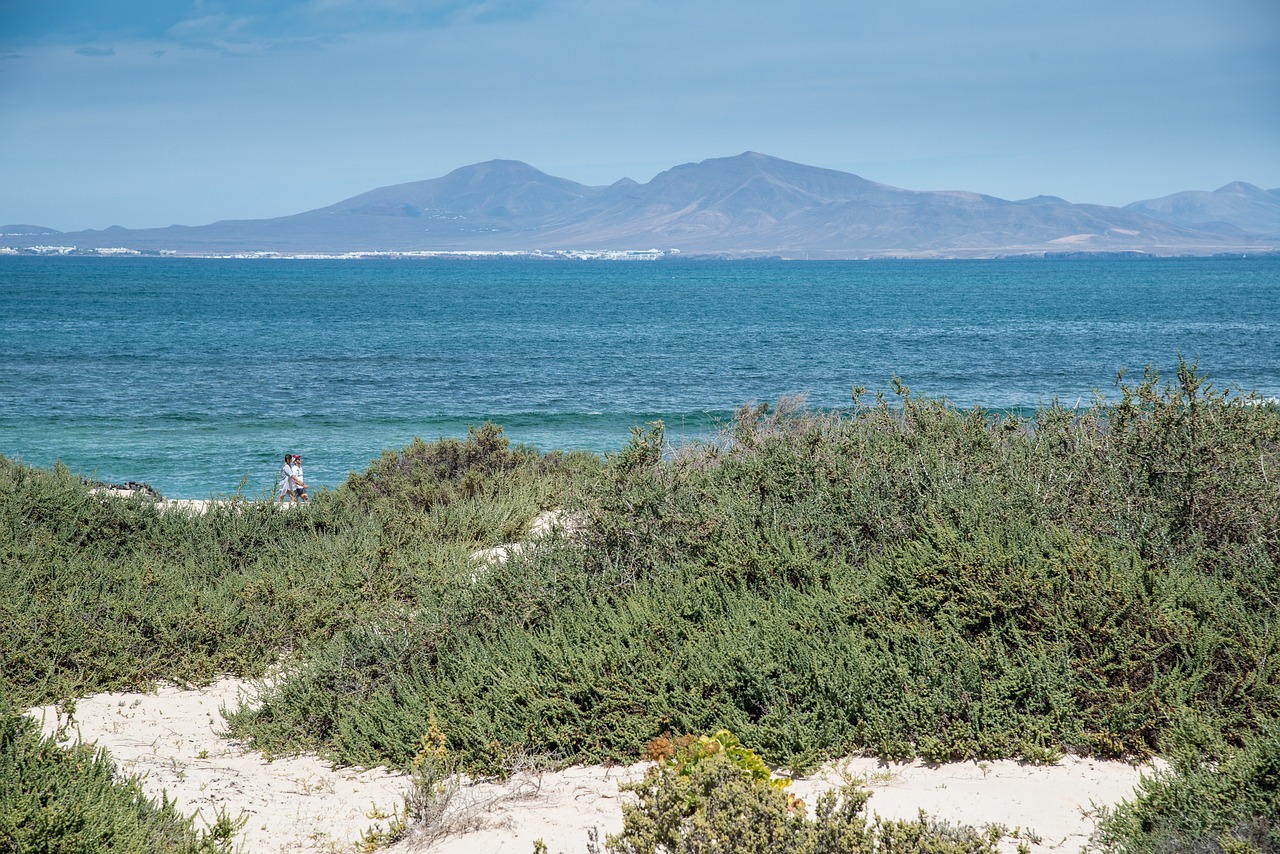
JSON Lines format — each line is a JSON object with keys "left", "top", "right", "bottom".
{"left": 28, "top": 677, "right": 1151, "bottom": 854}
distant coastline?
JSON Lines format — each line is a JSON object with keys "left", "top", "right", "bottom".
{"left": 0, "top": 246, "right": 679, "bottom": 261}
{"left": 3, "top": 245, "right": 1279, "bottom": 261}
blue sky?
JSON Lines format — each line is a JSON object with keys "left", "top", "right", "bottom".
{"left": 2, "top": 0, "right": 1277, "bottom": 231}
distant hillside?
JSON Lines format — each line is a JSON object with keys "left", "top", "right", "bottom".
{"left": 6, "top": 154, "right": 1278, "bottom": 258}
{"left": 1125, "top": 182, "right": 1280, "bottom": 238}
{"left": 2, "top": 225, "right": 62, "bottom": 236}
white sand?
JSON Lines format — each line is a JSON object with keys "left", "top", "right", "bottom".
{"left": 29, "top": 679, "right": 1150, "bottom": 854}
{"left": 471, "top": 511, "right": 587, "bottom": 566}
{"left": 789, "top": 757, "right": 1149, "bottom": 851}
{"left": 30, "top": 679, "right": 407, "bottom": 852}
{"left": 89, "top": 487, "right": 299, "bottom": 514}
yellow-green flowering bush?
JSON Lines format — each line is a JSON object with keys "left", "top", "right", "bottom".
{"left": 609, "top": 731, "right": 1013, "bottom": 854}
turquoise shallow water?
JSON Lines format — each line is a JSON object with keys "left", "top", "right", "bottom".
{"left": 2, "top": 256, "right": 1277, "bottom": 497}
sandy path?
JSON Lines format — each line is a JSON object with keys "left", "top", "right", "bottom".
{"left": 30, "top": 679, "right": 1149, "bottom": 853}
{"left": 789, "top": 756, "right": 1148, "bottom": 851}
{"left": 31, "top": 679, "right": 408, "bottom": 853}
{"left": 413, "top": 754, "right": 1149, "bottom": 854}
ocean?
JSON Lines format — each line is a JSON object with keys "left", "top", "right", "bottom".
{"left": 2, "top": 255, "right": 1277, "bottom": 498}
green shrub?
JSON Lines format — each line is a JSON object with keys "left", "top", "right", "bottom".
{"left": 608, "top": 730, "right": 1012, "bottom": 854}
{"left": 1092, "top": 717, "right": 1280, "bottom": 854}
{"left": 0, "top": 425, "right": 590, "bottom": 707}
{"left": 340, "top": 421, "right": 597, "bottom": 522}
{"left": 648, "top": 729, "right": 793, "bottom": 791}
{"left": 1, "top": 458, "right": 384, "bottom": 704}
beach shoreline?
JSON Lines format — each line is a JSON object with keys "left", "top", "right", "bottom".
{"left": 88, "top": 486, "right": 290, "bottom": 514}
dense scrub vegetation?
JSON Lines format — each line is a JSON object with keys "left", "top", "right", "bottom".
{"left": 0, "top": 423, "right": 591, "bottom": 705}
{"left": 224, "top": 363, "right": 1278, "bottom": 773}
{"left": 1092, "top": 718, "right": 1280, "bottom": 853}
{"left": 2, "top": 362, "right": 1278, "bottom": 851}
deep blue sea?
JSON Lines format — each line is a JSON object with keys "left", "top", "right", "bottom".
{"left": 2, "top": 256, "right": 1277, "bottom": 498}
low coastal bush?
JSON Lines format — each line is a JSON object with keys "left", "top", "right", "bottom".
{"left": 1092, "top": 717, "right": 1280, "bottom": 854}
{"left": 1, "top": 460, "right": 382, "bottom": 703}
{"left": 228, "top": 361, "right": 1279, "bottom": 775}
{"left": 0, "top": 703, "right": 239, "bottom": 852}
{"left": 603, "top": 729, "right": 1012, "bottom": 854}
{"left": 343, "top": 421, "right": 596, "bottom": 518}
{"left": 0, "top": 424, "right": 584, "bottom": 706}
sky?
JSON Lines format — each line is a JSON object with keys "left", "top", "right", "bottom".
{"left": 1, "top": 0, "right": 1278, "bottom": 232}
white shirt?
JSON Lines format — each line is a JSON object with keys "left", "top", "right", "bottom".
{"left": 278, "top": 463, "right": 296, "bottom": 497}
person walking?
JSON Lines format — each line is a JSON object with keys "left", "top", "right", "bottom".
{"left": 277, "top": 453, "right": 297, "bottom": 503}
{"left": 289, "top": 454, "right": 310, "bottom": 503}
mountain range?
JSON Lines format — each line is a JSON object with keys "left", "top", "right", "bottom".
{"left": 6, "top": 152, "right": 1279, "bottom": 259}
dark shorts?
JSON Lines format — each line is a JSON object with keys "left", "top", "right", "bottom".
{"left": 292, "top": 488, "right": 308, "bottom": 498}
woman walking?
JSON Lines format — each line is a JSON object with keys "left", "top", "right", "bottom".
{"left": 277, "top": 453, "right": 298, "bottom": 503}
